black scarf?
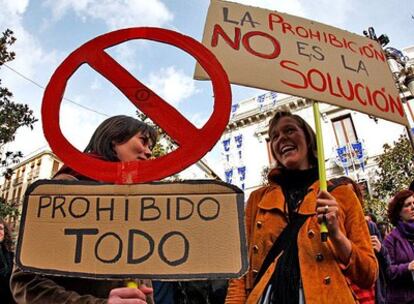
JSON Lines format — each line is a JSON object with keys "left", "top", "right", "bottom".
{"left": 256, "top": 167, "right": 318, "bottom": 303}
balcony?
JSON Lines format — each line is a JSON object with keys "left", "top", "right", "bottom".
{"left": 27, "top": 168, "right": 41, "bottom": 182}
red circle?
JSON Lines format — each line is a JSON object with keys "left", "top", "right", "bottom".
{"left": 42, "top": 27, "right": 231, "bottom": 183}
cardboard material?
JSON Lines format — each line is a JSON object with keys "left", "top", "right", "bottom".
{"left": 16, "top": 180, "right": 247, "bottom": 280}
{"left": 195, "top": 0, "right": 409, "bottom": 126}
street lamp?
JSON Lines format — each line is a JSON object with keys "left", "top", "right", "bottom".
{"left": 384, "top": 46, "right": 414, "bottom": 97}
{"left": 364, "top": 27, "right": 414, "bottom": 148}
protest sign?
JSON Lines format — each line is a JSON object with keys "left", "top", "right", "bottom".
{"left": 17, "top": 27, "right": 247, "bottom": 281}
{"left": 195, "top": 0, "right": 409, "bottom": 126}
{"left": 16, "top": 180, "right": 247, "bottom": 280}
{"left": 42, "top": 27, "right": 231, "bottom": 183}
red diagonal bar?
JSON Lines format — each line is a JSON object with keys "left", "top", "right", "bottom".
{"left": 86, "top": 49, "right": 198, "bottom": 145}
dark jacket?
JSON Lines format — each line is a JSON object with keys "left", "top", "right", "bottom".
{"left": 0, "top": 245, "right": 15, "bottom": 303}
{"left": 367, "top": 220, "right": 390, "bottom": 304}
{"left": 383, "top": 227, "right": 414, "bottom": 304}
{"left": 11, "top": 267, "right": 122, "bottom": 303}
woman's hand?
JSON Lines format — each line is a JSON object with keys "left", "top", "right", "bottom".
{"left": 371, "top": 235, "right": 382, "bottom": 253}
{"left": 408, "top": 261, "right": 414, "bottom": 271}
{"left": 316, "top": 190, "right": 341, "bottom": 239}
{"left": 108, "top": 285, "right": 153, "bottom": 304}
{"left": 316, "top": 190, "right": 352, "bottom": 264}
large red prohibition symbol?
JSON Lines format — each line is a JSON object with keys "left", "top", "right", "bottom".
{"left": 42, "top": 28, "right": 231, "bottom": 183}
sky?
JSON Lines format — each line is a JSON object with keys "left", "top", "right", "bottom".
{"left": 0, "top": 0, "right": 413, "bottom": 177}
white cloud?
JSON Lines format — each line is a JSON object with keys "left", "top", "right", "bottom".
{"left": 60, "top": 99, "right": 106, "bottom": 151}
{"left": 90, "top": 78, "right": 102, "bottom": 90}
{"left": 2, "top": 120, "right": 48, "bottom": 158}
{"left": 189, "top": 112, "right": 209, "bottom": 129}
{"left": 0, "top": 0, "right": 62, "bottom": 89}
{"left": 0, "top": 0, "right": 29, "bottom": 16}
{"left": 43, "top": 0, "right": 92, "bottom": 20}
{"left": 1, "top": 95, "right": 104, "bottom": 159}
{"left": 107, "top": 43, "right": 144, "bottom": 75}
{"left": 146, "top": 66, "right": 199, "bottom": 107}
{"left": 44, "top": 0, "right": 174, "bottom": 29}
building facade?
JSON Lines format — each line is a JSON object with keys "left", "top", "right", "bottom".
{"left": 0, "top": 150, "right": 62, "bottom": 226}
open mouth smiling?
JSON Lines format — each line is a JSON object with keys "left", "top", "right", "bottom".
{"left": 280, "top": 145, "right": 297, "bottom": 156}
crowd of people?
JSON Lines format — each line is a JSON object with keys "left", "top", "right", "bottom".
{"left": 1, "top": 112, "right": 414, "bottom": 303}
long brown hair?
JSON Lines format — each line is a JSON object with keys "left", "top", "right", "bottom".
{"left": 0, "top": 218, "right": 13, "bottom": 251}
{"left": 84, "top": 115, "right": 157, "bottom": 161}
{"left": 268, "top": 111, "right": 318, "bottom": 168}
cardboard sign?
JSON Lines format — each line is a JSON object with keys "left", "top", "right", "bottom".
{"left": 16, "top": 180, "right": 247, "bottom": 280}
{"left": 42, "top": 27, "right": 231, "bottom": 183}
{"left": 194, "top": 0, "right": 409, "bottom": 126}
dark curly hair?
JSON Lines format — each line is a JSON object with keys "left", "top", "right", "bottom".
{"left": 388, "top": 190, "right": 414, "bottom": 226}
{"left": 0, "top": 218, "right": 13, "bottom": 251}
{"left": 84, "top": 115, "right": 158, "bottom": 161}
{"left": 268, "top": 111, "right": 317, "bottom": 168}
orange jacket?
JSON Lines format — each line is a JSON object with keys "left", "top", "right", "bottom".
{"left": 225, "top": 178, "right": 378, "bottom": 304}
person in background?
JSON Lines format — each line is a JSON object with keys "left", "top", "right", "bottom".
{"left": 0, "top": 218, "right": 15, "bottom": 303}
{"left": 365, "top": 212, "right": 377, "bottom": 224}
{"left": 365, "top": 214, "right": 389, "bottom": 304}
{"left": 383, "top": 190, "right": 414, "bottom": 304}
{"left": 225, "top": 111, "right": 377, "bottom": 303}
{"left": 376, "top": 221, "right": 389, "bottom": 240}
{"left": 10, "top": 116, "right": 154, "bottom": 304}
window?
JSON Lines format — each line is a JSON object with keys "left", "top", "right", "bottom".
{"left": 331, "top": 114, "right": 358, "bottom": 146}
{"left": 16, "top": 187, "right": 22, "bottom": 205}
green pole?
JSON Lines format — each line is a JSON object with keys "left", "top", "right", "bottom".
{"left": 312, "top": 101, "right": 328, "bottom": 241}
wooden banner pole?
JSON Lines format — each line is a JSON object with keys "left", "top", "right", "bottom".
{"left": 312, "top": 101, "right": 328, "bottom": 242}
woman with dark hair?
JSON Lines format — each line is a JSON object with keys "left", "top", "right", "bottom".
{"left": 383, "top": 189, "right": 414, "bottom": 304}
{"left": 11, "top": 115, "right": 155, "bottom": 304}
{"left": 225, "top": 111, "right": 377, "bottom": 303}
{"left": 0, "top": 218, "right": 15, "bottom": 303}
{"left": 55, "top": 115, "right": 157, "bottom": 181}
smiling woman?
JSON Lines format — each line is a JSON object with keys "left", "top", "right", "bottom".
{"left": 225, "top": 111, "right": 377, "bottom": 304}
{"left": 268, "top": 112, "right": 317, "bottom": 170}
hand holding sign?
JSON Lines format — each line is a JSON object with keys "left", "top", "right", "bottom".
{"left": 42, "top": 27, "right": 231, "bottom": 183}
